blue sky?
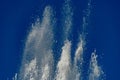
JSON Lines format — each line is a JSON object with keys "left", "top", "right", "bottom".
{"left": 0, "top": 0, "right": 120, "bottom": 79}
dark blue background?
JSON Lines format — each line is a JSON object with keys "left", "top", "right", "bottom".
{"left": 0, "top": 0, "right": 120, "bottom": 80}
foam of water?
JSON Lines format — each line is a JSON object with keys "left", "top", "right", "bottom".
{"left": 12, "top": 0, "right": 104, "bottom": 80}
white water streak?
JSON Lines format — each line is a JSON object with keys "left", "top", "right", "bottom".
{"left": 54, "top": 0, "right": 73, "bottom": 80}
{"left": 73, "top": 36, "right": 85, "bottom": 80}
{"left": 63, "top": 0, "right": 73, "bottom": 38}
{"left": 55, "top": 40, "right": 72, "bottom": 80}
{"left": 82, "top": 0, "right": 91, "bottom": 36}
{"left": 74, "top": 37, "right": 84, "bottom": 66}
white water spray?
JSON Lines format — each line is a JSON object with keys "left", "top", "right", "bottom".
{"left": 18, "top": 6, "right": 55, "bottom": 80}
{"left": 89, "top": 50, "right": 104, "bottom": 80}
{"left": 55, "top": 40, "right": 72, "bottom": 80}
{"left": 73, "top": 36, "right": 85, "bottom": 80}
{"left": 12, "top": 0, "right": 104, "bottom": 80}
{"left": 54, "top": 0, "right": 73, "bottom": 80}
{"left": 62, "top": 0, "right": 73, "bottom": 38}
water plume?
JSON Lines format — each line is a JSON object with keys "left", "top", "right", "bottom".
{"left": 19, "top": 6, "right": 55, "bottom": 80}
{"left": 55, "top": 40, "right": 72, "bottom": 80}
{"left": 12, "top": 0, "right": 105, "bottom": 80}
{"left": 89, "top": 50, "right": 104, "bottom": 80}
